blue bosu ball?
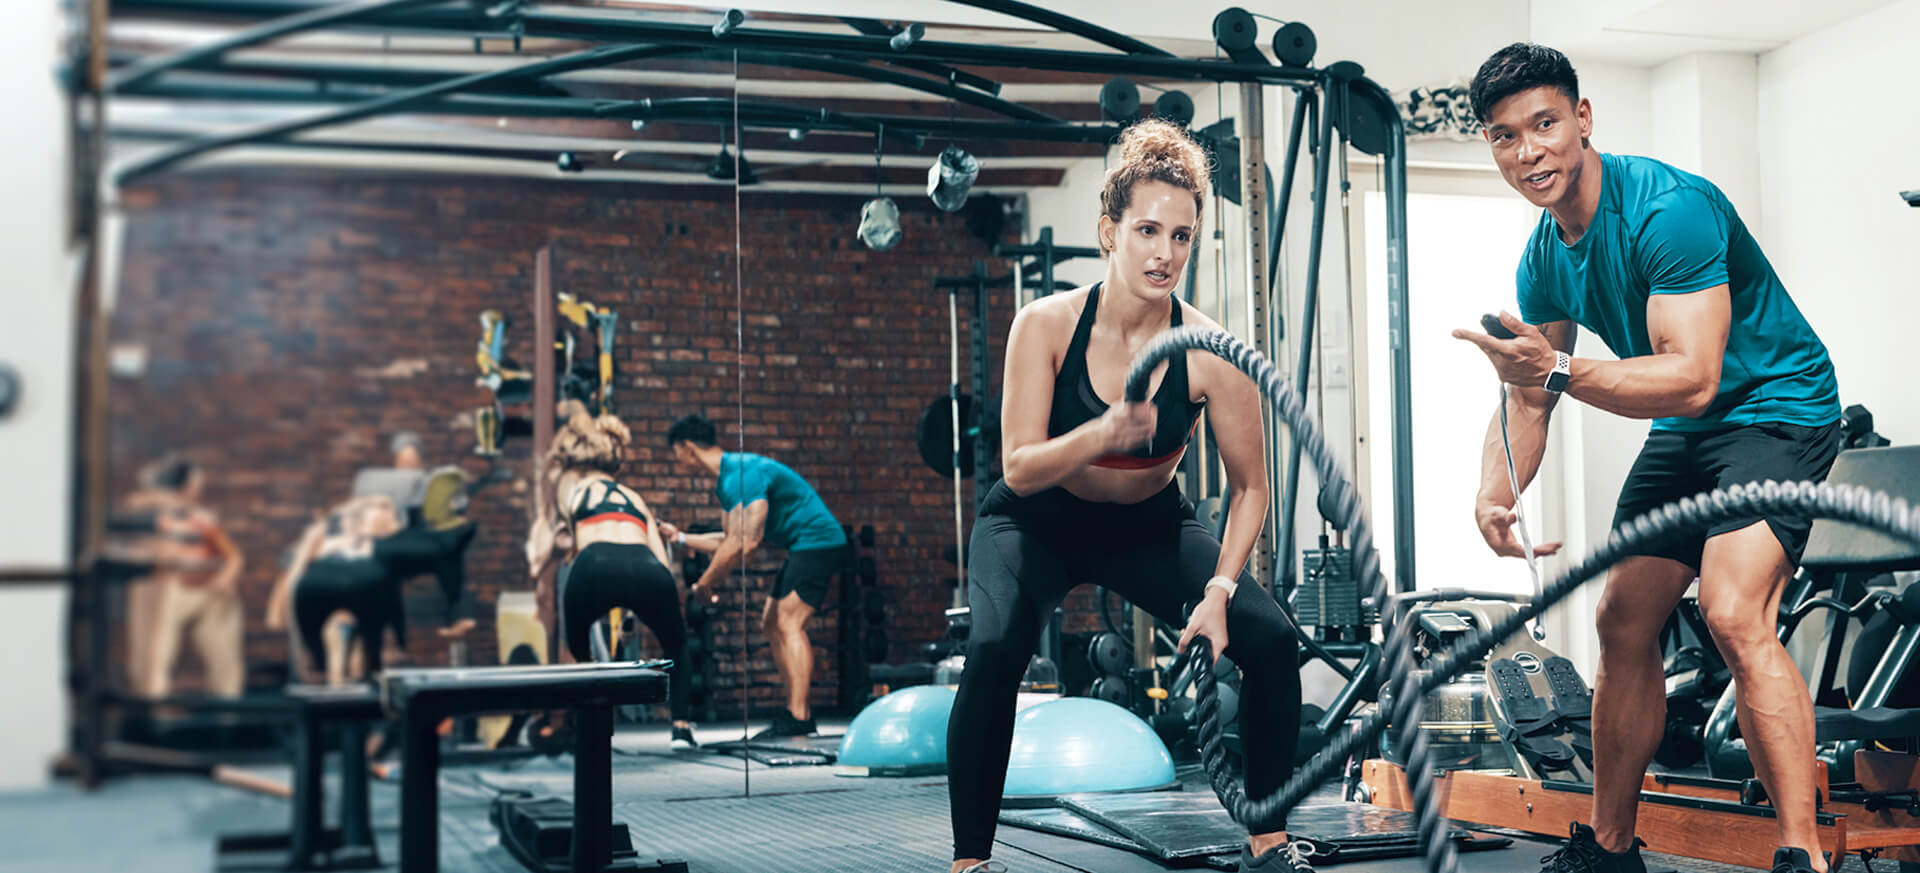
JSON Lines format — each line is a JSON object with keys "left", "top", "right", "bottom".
{"left": 837, "top": 685, "right": 957, "bottom": 773}
{"left": 1002, "top": 697, "right": 1176, "bottom": 797}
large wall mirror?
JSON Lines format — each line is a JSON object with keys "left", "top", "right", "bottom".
{"left": 98, "top": 2, "right": 742, "bottom": 765}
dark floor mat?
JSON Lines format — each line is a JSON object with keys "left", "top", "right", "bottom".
{"left": 998, "top": 807, "right": 1146, "bottom": 852}
{"left": 1061, "top": 793, "right": 1491, "bottom": 863}
{"left": 704, "top": 734, "right": 842, "bottom": 766}
{"left": 990, "top": 821, "right": 1198, "bottom": 873}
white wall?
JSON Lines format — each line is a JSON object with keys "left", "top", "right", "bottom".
{"left": 1758, "top": 0, "right": 1920, "bottom": 442}
{"left": 0, "top": 2, "right": 77, "bottom": 789}
{"left": 1576, "top": 59, "right": 1656, "bottom": 157}
{"left": 1651, "top": 53, "right": 1761, "bottom": 231}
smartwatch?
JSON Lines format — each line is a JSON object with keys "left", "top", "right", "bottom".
{"left": 1544, "top": 351, "right": 1572, "bottom": 394}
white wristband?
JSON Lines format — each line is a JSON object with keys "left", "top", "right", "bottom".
{"left": 1204, "top": 575, "right": 1238, "bottom": 602}
{"left": 676, "top": 531, "right": 686, "bottom": 545}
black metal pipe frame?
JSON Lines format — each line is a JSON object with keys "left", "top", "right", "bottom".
{"left": 1275, "top": 87, "right": 1335, "bottom": 602}
{"left": 118, "top": 81, "right": 1124, "bottom": 144}
{"left": 110, "top": 0, "right": 450, "bottom": 93}
{"left": 731, "top": 51, "right": 1058, "bottom": 123}
{"left": 1374, "top": 77, "right": 1415, "bottom": 593}
{"left": 945, "top": 0, "right": 1173, "bottom": 58}
{"left": 837, "top": 18, "right": 1002, "bottom": 95}
{"left": 114, "top": 54, "right": 579, "bottom": 97}
{"left": 112, "top": 125, "right": 721, "bottom": 172}
{"left": 600, "top": 96, "right": 1090, "bottom": 144}
{"left": 114, "top": 43, "right": 693, "bottom": 182}
{"left": 115, "top": 1, "right": 1327, "bottom": 85}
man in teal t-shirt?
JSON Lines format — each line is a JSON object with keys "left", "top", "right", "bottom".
{"left": 664, "top": 414, "right": 847, "bottom": 739}
{"left": 1453, "top": 44, "right": 1841, "bottom": 873}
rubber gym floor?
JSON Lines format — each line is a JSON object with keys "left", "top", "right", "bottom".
{"left": 1, "top": 719, "right": 1896, "bottom": 873}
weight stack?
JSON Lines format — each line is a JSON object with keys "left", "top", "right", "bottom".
{"left": 1297, "top": 545, "right": 1366, "bottom": 630}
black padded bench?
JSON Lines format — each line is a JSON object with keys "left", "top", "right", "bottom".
{"left": 379, "top": 661, "right": 670, "bottom": 873}
{"left": 1816, "top": 704, "right": 1920, "bottom": 742}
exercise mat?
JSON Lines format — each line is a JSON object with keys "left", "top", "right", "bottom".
{"left": 996, "top": 807, "right": 1145, "bottom": 852}
{"left": 1061, "top": 793, "right": 1500, "bottom": 863}
{"left": 705, "top": 734, "right": 843, "bottom": 766}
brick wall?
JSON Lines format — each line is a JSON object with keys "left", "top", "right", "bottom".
{"left": 111, "top": 169, "right": 1061, "bottom": 716}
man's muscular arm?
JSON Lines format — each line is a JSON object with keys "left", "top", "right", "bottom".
{"left": 1461, "top": 290, "right": 1729, "bottom": 421}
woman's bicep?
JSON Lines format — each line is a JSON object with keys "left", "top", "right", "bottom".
{"left": 998, "top": 306, "right": 1062, "bottom": 462}
{"left": 1201, "top": 358, "right": 1268, "bottom": 492}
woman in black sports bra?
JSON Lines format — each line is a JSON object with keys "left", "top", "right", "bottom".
{"left": 527, "top": 408, "right": 698, "bottom": 749}
{"left": 269, "top": 494, "right": 409, "bottom": 684}
{"left": 946, "top": 119, "right": 1308, "bottom": 873}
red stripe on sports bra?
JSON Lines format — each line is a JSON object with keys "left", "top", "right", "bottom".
{"left": 577, "top": 512, "right": 648, "bottom": 529}
{"left": 1091, "top": 447, "right": 1187, "bottom": 470}
{"left": 1090, "top": 417, "right": 1201, "bottom": 470}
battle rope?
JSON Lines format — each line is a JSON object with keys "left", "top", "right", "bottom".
{"left": 1125, "top": 326, "right": 1920, "bottom": 873}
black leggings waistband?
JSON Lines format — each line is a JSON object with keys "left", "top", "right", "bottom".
{"left": 978, "top": 479, "right": 1189, "bottom": 538}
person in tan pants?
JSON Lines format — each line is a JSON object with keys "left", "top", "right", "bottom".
{"left": 127, "top": 456, "right": 246, "bottom": 699}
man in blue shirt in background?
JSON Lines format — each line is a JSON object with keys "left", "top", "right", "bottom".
{"left": 666, "top": 414, "right": 849, "bottom": 739}
{"left": 1454, "top": 43, "right": 1842, "bottom": 873}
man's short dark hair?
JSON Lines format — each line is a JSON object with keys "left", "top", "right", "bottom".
{"left": 1469, "top": 43, "right": 1579, "bottom": 124}
{"left": 667, "top": 414, "right": 717, "bottom": 448}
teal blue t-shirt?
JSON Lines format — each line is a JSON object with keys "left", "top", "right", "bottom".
{"left": 1515, "top": 153, "right": 1839, "bottom": 432}
{"left": 716, "top": 452, "right": 845, "bottom": 551}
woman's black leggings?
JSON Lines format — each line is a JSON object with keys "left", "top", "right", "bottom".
{"left": 294, "top": 555, "right": 401, "bottom": 676}
{"left": 561, "top": 542, "right": 691, "bottom": 722}
{"left": 948, "top": 481, "right": 1302, "bottom": 861}
{"left": 372, "top": 522, "right": 478, "bottom": 622}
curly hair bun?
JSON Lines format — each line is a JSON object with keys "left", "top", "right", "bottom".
{"left": 1117, "top": 118, "right": 1211, "bottom": 192}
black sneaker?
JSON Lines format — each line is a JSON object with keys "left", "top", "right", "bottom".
{"left": 1239, "top": 840, "right": 1317, "bottom": 872}
{"left": 1771, "top": 848, "right": 1826, "bottom": 873}
{"left": 1539, "top": 823, "right": 1646, "bottom": 873}
{"left": 669, "top": 725, "right": 699, "bottom": 751}
{"left": 751, "top": 711, "right": 816, "bottom": 739}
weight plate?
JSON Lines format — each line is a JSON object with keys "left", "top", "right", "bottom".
{"left": 1090, "top": 675, "right": 1130, "bottom": 707}
{"left": 1088, "top": 631, "right": 1131, "bottom": 676}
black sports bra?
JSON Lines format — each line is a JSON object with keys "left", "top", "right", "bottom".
{"left": 1046, "top": 283, "right": 1205, "bottom": 468}
{"left": 569, "top": 480, "right": 650, "bottom": 530}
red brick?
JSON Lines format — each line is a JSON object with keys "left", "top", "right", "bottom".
{"left": 110, "top": 169, "right": 1048, "bottom": 713}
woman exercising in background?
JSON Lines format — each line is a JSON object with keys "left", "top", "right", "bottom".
{"left": 945, "top": 118, "right": 1309, "bottom": 873}
{"left": 268, "top": 494, "right": 407, "bottom": 683}
{"left": 123, "top": 456, "right": 246, "bottom": 699}
{"left": 527, "top": 408, "right": 698, "bottom": 750}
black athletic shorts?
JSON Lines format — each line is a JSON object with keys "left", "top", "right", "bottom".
{"left": 774, "top": 545, "right": 847, "bottom": 608}
{"left": 1612, "top": 420, "right": 1843, "bottom": 571}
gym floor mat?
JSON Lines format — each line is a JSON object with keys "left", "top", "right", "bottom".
{"left": 704, "top": 733, "right": 843, "bottom": 765}
{"left": 990, "top": 820, "right": 1202, "bottom": 873}
{"left": 998, "top": 807, "right": 1146, "bottom": 852}
{"left": 1060, "top": 792, "right": 1494, "bottom": 863}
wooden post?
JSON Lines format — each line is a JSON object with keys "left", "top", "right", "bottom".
{"left": 531, "top": 246, "right": 557, "bottom": 662}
